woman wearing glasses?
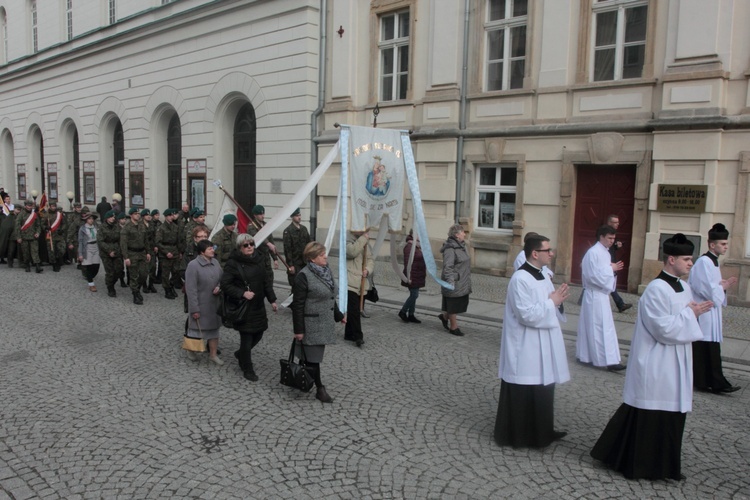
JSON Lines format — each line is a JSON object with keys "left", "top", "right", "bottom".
{"left": 221, "top": 233, "right": 278, "bottom": 381}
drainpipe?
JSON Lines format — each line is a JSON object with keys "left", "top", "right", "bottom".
{"left": 310, "top": 0, "right": 327, "bottom": 239}
{"left": 455, "top": 0, "right": 470, "bottom": 223}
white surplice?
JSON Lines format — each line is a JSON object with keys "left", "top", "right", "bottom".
{"left": 499, "top": 265, "right": 570, "bottom": 386}
{"left": 687, "top": 253, "right": 726, "bottom": 342}
{"left": 576, "top": 241, "right": 620, "bottom": 366}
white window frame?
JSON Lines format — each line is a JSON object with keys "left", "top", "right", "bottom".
{"left": 475, "top": 164, "right": 517, "bottom": 233}
{"left": 30, "top": 0, "right": 38, "bottom": 53}
{"left": 590, "top": 0, "right": 648, "bottom": 82}
{"left": 484, "top": 0, "right": 527, "bottom": 91}
{"left": 108, "top": 0, "right": 116, "bottom": 25}
{"left": 378, "top": 10, "right": 409, "bottom": 102}
{"left": 66, "top": 0, "right": 73, "bottom": 41}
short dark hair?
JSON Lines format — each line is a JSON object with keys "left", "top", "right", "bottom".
{"left": 196, "top": 239, "right": 213, "bottom": 255}
{"left": 606, "top": 214, "right": 619, "bottom": 223}
{"left": 596, "top": 225, "right": 617, "bottom": 239}
{"left": 524, "top": 235, "right": 550, "bottom": 258}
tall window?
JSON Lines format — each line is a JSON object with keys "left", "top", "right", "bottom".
{"left": 31, "top": 0, "right": 38, "bottom": 53}
{"left": 66, "top": 0, "right": 73, "bottom": 40}
{"left": 476, "top": 165, "right": 517, "bottom": 231}
{"left": 108, "top": 0, "right": 116, "bottom": 24}
{"left": 1, "top": 8, "right": 8, "bottom": 64}
{"left": 592, "top": 0, "right": 647, "bottom": 82}
{"left": 379, "top": 11, "right": 409, "bottom": 102}
{"left": 485, "top": 0, "right": 527, "bottom": 91}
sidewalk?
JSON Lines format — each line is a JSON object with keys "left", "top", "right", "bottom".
{"left": 293, "top": 259, "right": 750, "bottom": 373}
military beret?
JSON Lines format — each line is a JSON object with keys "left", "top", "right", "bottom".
{"left": 140, "top": 209, "right": 151, "bottom": 216}
{"left": 80, "top": 206, "right": 90, "bottom": 214}
{"left": 189, "top": 207, "right": 198, "bottom": 217}
{"left": 24, "top": 199, "right": 34, "bottom": 206}
{"left": 105, "top": 210, "right": 116, "bottom": 219}
{"left": 73, "top": 202, "right": 82, "bottom": 208}
{"left": 117, "top": 212, "right": 128, "bottom": 220}
{"left": 151, "top": 209, "right": 160, "bottom": 216}
{"left": 163, "top": 208, "right": 177, "bottom": 216}
{"left": 192, "top": 209, "right": 204, "bottom": 218}
{"left": 291, "top": 208, "right": 301, "bottom": 217}
{"left": 128, "top": 207, "right": 140, "bottom": 215}
{"left": 252, "top": 205, "right": 265, "bottom": 215}
{"left": 223, "top": 214, "right": 237, "bottom": 225}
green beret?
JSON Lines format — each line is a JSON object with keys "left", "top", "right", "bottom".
{"left": 252, "top": 205, "right": 265, "bottom": 215}
{"left": 140, "top": 209, "right": 151, "bottom": 216}
{"left": 117, "top": 212, "right": 128, "bottom": 220}
{"left": 105, "top": 210, "right": 116, "bottom": 219}
{"left": 150, "top": 209, "right": 159, "bottom": 216}
{"left": 192, "top": 209, "right": 204, "bottom": 218}
{"left": 128, "top": 207, "right": 139, "bottom": 215}
{"left": 163, "top": 208, "right": 176, "bottom": 216}
{"left": 189, "top": 207, "right": 198, "bottom": 217}
{"left": 291, "top": 208, "right": 301, "bottom": 217}
{"left": 223, "top": 214, "right": 237, "bottom": 225}
{"left": 73, "top": 202, "right": 82, "bottom": 208}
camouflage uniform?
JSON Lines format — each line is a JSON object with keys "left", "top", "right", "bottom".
{"left": 66, "top": 207, "right": 84, "bottom": 263}
{"left": 149, "top": 213, "right": 162, "bottom": 284}
{"left": 155, "top": 217, "right": 182, "bottom": 298}
{"left": 120, "top": 217, "right": 150, "bottom": 304}
{"left": 14, "top": 203, "right": 43, "bottom": 271}
{"left": 283, "top": 220, "right": 311, "bottom": 286}
{"left": 141, "top": 211, "right": 158, "bottom": 293}
{"left": 98, "top": 218, "right": 124, "bottom": 296}
{"left": 44, "top": 208, "right": 68, "bottom": 271}
{"left": 211, "top": 227, "right": 237, "bottom": 267}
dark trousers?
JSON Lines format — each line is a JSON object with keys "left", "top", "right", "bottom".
{"left": 127, "top": 255, "right": 148, "bottom": 292}
{"left": 345, "top": 290, "right": 363, "bottom": 341}
{"left": 102, "top": 256, "right": 124, "bottom": 288}
{"left": 160, "top": 256, "right": 181, "bottom": 291}
{"left": 238, "top": 330, "right": 264, "bottom": 372}
{"left": 83, "top": 263, "right": 100, "bottom": 283}
{"left": 401, "top": 287, "right": 420, "bottom": 316}
{"left": 693, "top": 340, "right": 731, "bottom": 391}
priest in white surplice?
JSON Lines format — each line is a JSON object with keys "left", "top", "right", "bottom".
{"left": 688, "top": 223, "right": 740, "bottom": 394}
{"left": 495, "top": 234, "right": 571, "bottom": 448}
{"left": 576, "top": 225, "right": 626, "bottom": 371}
{"left": 591, "top": 233, "right": 713, "bottom": 480}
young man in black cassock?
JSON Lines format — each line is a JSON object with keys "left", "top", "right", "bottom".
{"left": 590, "top": 233, "right": 713, "bottom": 480}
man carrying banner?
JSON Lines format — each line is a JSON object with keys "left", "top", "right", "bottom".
{"left": 15, "top": 199, "right": 43, "bottom": 273}
{"left": 44, "top": 201, "right": 67, "bottom": 272}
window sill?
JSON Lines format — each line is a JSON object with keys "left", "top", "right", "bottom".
{"left": 571, "top": 78, "right": 658, "bottom": 92}
{"left": 469, "top": 88, "right": 536, "bottom": 100}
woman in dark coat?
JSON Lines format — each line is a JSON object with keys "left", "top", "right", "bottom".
{"left": 185, "top": 239, "right": 223, "bottom": 363}
{"left": 220, "top": 233, "right": 278, "bottom": 381}
{"left": 438, "top": 224, "right": 472, "bottom": 337}
{"left": 398, "top": 230, "right": 426, "bottom": 323}
{"left": 292, "top": 241, "right": 345, "bottom": 403}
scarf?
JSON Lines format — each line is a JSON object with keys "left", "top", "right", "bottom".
{"left": 307, "top": 262, "right": 335, "bottom": 291}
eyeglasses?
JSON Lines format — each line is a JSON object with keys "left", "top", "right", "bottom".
{"left": 242, "top": 242, "right": 255, "bottom": 248}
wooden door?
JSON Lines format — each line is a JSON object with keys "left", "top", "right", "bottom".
{"left": 571, "top": 165, "right": 635, "bottom": 288}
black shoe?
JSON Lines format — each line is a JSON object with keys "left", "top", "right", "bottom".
{"left": 243, "top": 370, "right": 259, "bottom": 382}
{"left": 438, "top": 313, "right": 449, "bottom": 331}
{"left": 53, "top": 265, "right": 60, "bottom": 272}
{"left": 120, "top": 279, "right": 128, "bottom": 288}
{"left": 552, "top": 431, "right": 567, "bottom": 441}
{"left": 165, "top": 289, "right": 176, "bottom": 300}
{"left": 142, "top": 285, "right": 151, "bottom": 294}
{"left": 449, "top": 328, "right": 464, "bottom": 337}
{"left": 408, "top": 315, "right": 422, "bottom": 324}
{"left": 107, "top": 287, "right": 116, "bottom": 298}
{"left": 355, "top": 339, "right": 364, "bottom": 348}
{"left": 35, "top": 264, "right": 43, "bottom": 273}
{"left": 398, "top": 310, "right": 409, "bottom": 322}
{"left": 617, "top": 304, "right": 633, "bottom": 313}
{"left": 316, "top": 386, "right": 333, "bottom": 403}
{"left": 133, "top": 293, "right": 143, "bottom": 305}
{"left": 715, "top": 385, "right": 741, "bottom": 394}
{"left": 607, "top": 363, "right": 627, "bottom": 372}
{"left": 576, "top": 358, "right": 593, "bottom": 366}
{"left": 148, "top": 283, "right": 158, "bottom": 293}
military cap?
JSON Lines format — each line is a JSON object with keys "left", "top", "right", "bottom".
{"left": 223, "top": 214, "right": 237, "bottom": 225}
{"left": 105, "top": 210, "right": 116, "bottom": 219}
{"left": 163, "top": 208, "right": 177, "bottom": 216}
{"left": 189, "top": 207, "right": 198, "bottom": 217}
{"left": 151, "top": 209, "right": 160, "bottom": 216}
{"left": 140, "top": 209, "right": 151, "bottom": 216}
{"left": 291, "top": 208, "right": 301, "bottom": 217}
{"left": 73, "top": 201, "right": 82, "bottom": 208}
{"left": 117, "top": 212, "right": 128, "bottom": 220}
{"left": 252, "top": 205, "right": 265, "bottom": 215}
{"left": 80, "top": 206, "right": 90, "bottom": 214}
{"left": 24, "top": 199, "right": 34, "bottom": 206}
{"left": 128, "top": 207, "right": 140, "bottom": 215}
{"left": 192, "top": 209, "right": 204, "bottom": 218}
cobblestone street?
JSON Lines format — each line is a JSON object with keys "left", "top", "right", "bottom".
{"left": 1, "top": 264, "right": 748, "bottom": 499}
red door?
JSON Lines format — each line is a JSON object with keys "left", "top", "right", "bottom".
{"left": 571, "top": 165, "right": 636, "bottom": 289}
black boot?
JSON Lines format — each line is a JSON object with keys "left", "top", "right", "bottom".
{"left": 315, "top": 386, "right": 333, "bottom": 403}
{"left": 53, "top": 264, "right": 60, "bottom": 272}
{"left": 133, "top": 291, "right": 143, "bottom": 305}
{"left": 107, "top": 286, "right": 117, "bottom": 298}
{"left": 243, "top": 364, "right": 259, "bottom": 382}
{"left": 120, "top": 277, "right": 128, "bottom": 288}
{"left": 142, "top": 283, "right": 151, "bottom": 294}
{"left": 148, "top": 280, "right": 157, "bottom": 293}
{"left": 25, "top": 263, "right": 31, "bottom": 272}
{"left": 35, "top": 263, "right": 43, "bottom": 273}
{"left": 165, "top": 288, "right": 177, "bottom": 300}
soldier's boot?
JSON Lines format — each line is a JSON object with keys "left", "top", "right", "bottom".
{"left": 53, "top": 263, "right": 61, "bottom": 272}
{"left": 25, "top": 262, "right": 31, "bottom": 272}
{"left": 35, "top": 263, "right": 43, "bottom": 273}
{"left": 165, "top": 288, "right": 176, "bottom": 300}
{"left": 120, "top": 277, "right": 128, "bottom": 288}
{"left": 133, "top": 291, "right": 143, "bottom": 305}
{"left": 148, "top": 279, "right": 158, "bottom": 293}
{"left": 142, "top": 282, "right": 151, "bottom": 294}
{"left": 7, "top": 258, "right": 13, "bottom": 268}
{"left": 107, "top": 286, "right": 117, "bottom": 298}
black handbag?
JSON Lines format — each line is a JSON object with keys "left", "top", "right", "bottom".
{"left": 365, "top": 285, "right": 379, "bottom": 303}
{"left": 279, "top": 340, "right": 315, "bottom": 392}
{"left": 217, "top": 264, "right": 250, "bottom": 327}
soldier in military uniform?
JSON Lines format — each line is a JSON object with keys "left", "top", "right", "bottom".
{"left": 282, "top": 207, "right": 311, "bottom": 286}
{"left": 66, "top": 202, "right": 84, "bottom": 265}
{"left": 15, "top": 199, "right": 43, "bottom": 273}
{"left": 155, "top": 208, "right": 182, "bottom": 299}
{"left": 246, "top": 204, "right": 279, "bottom": 285}
{"left": 98, "top": 210, "right": 124, "bottom": 297}
{"left": 44, "top": 201, "right": 67, "bottom": 272}
{"left": 211, "top": 213, "right": 238, "bottom": 267}
{"left": 117, "top": 212, "right": 129, "bottom": 288}
{"left": 140, "top": 208, "right": 158, "bottom": 294}
{"left": 183, "top": 209, "right": 208, "bottom": 253}
{"left": 120, "top": 207, "right": 151, "bottom": 305}
{"left": 150, "top": 209, "right": 162, "bottom": 284}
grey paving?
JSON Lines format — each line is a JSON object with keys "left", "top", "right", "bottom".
{"left": 0, "top": 261, "right": 748, "bottom": 499}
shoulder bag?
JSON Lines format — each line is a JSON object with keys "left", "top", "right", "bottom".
{"left": 279, "top": 339, "right": 315, "bottom": 392}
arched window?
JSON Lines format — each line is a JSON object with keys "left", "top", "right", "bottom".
{"left": 1, "top": 8, "right": 8, "bottom": 64}
{"left": 113, "top": 120, "right": 124, "bottom": 205}
{"left": 233, "top": 102, "right": 256, "bottom": 216}
{"left": 167, "top": 114, "right": 182, "bottom": 209}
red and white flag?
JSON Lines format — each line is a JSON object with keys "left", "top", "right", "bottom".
{"left": 209, "top": 194, "right": 249, "bottom": 240}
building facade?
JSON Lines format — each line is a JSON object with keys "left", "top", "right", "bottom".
{"left": 0, "top": 0, "right": 321, "bottom": 222}
{"left": 317, "top": 0, "right": 750, "bottom": 305}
